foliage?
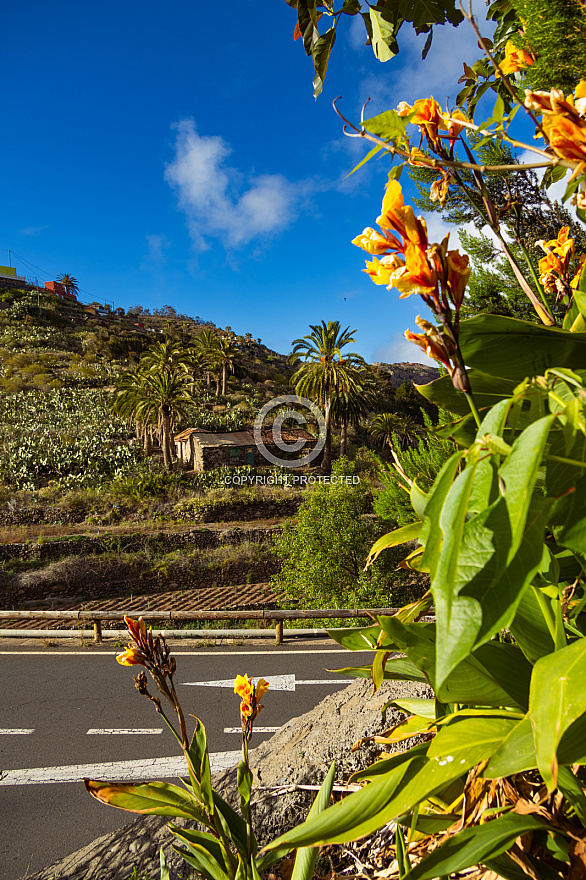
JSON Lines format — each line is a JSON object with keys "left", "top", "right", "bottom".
{"left": 263, "top": 18, "right": 586, "bottom": 877}
{"left": 271, "top": 457, "right": 408, "bottom": 610}
{"left": 284, "top": 0, "right": 464, "bottom": 97}
{"left": 86, "top": 617, "right": 335, "bottom": 880}
{"left": 0, "top": 388, "right": 139, "bottom": 491}
{"left": 373, "top": 410, "right": 459, "bottom": 526}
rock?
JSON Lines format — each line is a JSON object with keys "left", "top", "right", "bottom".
{"left": 19, "top": 677, "right": 432, "bottom": 880}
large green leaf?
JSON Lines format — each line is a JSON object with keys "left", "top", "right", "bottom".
{"left": 312, "top": 27, "right": 336, "bottom": 97}
{"left": 169, "top": 826, "right": 230, "bottom": 880}
{"left": 427, "top": 715, "right": 520, "bottom": 767}
{"left": 368, "top": 7, "right": 400, "bottom": 61}
{"left": 84, "top": 779, "right": 207, "bottom": 821}
{"left": 291, "top": 762, "right": 336, "bottom": 880}
{"left": 367, "top": 521, "right": 423, "bottom": 567}
{"left": 483, "top": 714, "right": 536, "bottom": 778}
{"left": 416, "top": 370, "right": 518, "bottom": 416}
{"left": 509, "top": 585, "right": 556, "bottom": 663}
{"left": 362, "top": 109, "right": 409, "bottom": 140}
{"left": 458, "top": 314, "right": 586, "bottom": 381}
{"left": 188, "top": 717, "right": 213, "bottom": 813}
{"left": 405, "top": 813, "right": 547, "bottom": 880}
{"left": 332, "top": 657, "right": 430, "bottom": 684}
{"left": 530, "top": 638, "right": 586, "bottom": 789}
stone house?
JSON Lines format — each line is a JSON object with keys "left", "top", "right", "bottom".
{"left": 174, "top": 428, "right": 322, "bottom": 471}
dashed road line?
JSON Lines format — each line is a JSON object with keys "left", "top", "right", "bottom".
{"left": 86, "top": 728, "right": 163, "bottom": 735}
{"left": 0, "top": 751, "right": 242, "bottom": 786}
{"left": 0, "top": 729, "right": 34, "bottom": 735}
{"left": 223, "top": 726, "right": 280, "bottom": 734}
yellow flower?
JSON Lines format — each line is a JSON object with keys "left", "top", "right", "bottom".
{"left": 446, "top": 250, "right": 470, "bottom": 308}
{"left": 498, "top": 41, "right": 535, "bottom": 76}
{"left": 389, "top": 242, "right": 437, "bottom": 298}
{"left": 409, "top": 97, "right": 446, "bottom": 144}
{"left": 377, "top": 181, "right": 428, "bottom": 251}
{"left": 116, "top": 646, "right": 147, "bottom": 667}
{"left": 255, "top": 678, "right": 270, "bottom": 700}
{"left": 525, "top": 85, "right": 586, "bottom": 170}
{"left": 363, "top": 254, "right": 404, "bottom": 286}
{"left": 351, "top": 227, "right": 402, "bottom": 255}
{"left": 234, "top": 674, "right": 254, "bottom": 702}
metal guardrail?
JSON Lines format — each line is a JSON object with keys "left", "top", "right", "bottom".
{"left": 0, "top": 608, "right": 402, "bottom": 644}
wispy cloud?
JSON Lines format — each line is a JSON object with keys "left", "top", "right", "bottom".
{"left": 141, "top": 233, "right": 170, "bottom": 269}
{"left": 19, "top": 225, "right": 49, "bottom": 237}
{"left": 164, "top": 119, "right": 302, "bottom": 250}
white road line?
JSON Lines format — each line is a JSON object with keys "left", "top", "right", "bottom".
{"left": 183, "top": 674, "right": 355, "bottom": 691}
{"left": 0, "top": 751, "right": 242, "bottom": 786}
{"left": 223, "top": 726, "right": 280, "bottom": 734}
{"left": 0, "top": 729, "right": 34, "bottom": 735}
{"left": 86, "top": 728, "right": 163, "bottom": 735}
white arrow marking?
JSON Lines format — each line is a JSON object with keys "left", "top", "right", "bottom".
{"left": 86, "top": 728, "right": 163, "bottom": 735}
{"left": 0, "top": 729, "right": 34, "bottom": 735}
{"left": 223, "top": 726, "right": 280, "bottom": 734}
{"left": 182, "top": 674, "right": 354, "bottom": 691}
{"left": 0, "top": 751, "right": 241, "bottom": 786}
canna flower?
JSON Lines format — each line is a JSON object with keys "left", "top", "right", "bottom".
{"left": 498, "top": 40, "right": 535, "bottom": 76}
{"left": 409, "top": 97, "right": 446, "bottom": 145}
{"left": 390, "top": 242, "right": 437, "bottom": 299}
{"left": 116, "top": 646, "right": 148, "bottom": 667}
{"left": 352, "top": 226, "right": 402, "bottom": 255}
{"left": 234, "top": 674, "right": 270, "bottom": 737}
{"left": 363, "top": 254, "right": 404, "bottom": 285}
{"left": 525, "top": 83, "right": 586, "bottom": 171}
{"left": 377, "top": 181, "right": 428, "bottom": 250}
{"left": 446, "top": 250, "right": 470, "bottom": 308}
{"left": 444, "top": 108, "right": 468, "bottom": 146}
{"left": 405, "top": 316, "right": 455, "bottom": 371}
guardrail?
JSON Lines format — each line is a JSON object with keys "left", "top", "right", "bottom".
{"left": 0, "top": 608, "right": 403, "bottom": 644}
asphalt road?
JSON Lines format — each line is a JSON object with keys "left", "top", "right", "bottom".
{"left": 0, "top": 643, "right": 374, "bottom": 879}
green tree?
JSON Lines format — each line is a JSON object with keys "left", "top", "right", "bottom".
{"left": 271, "top": 458, "right": 412, "bottom": 609}
{"left": 290, "top": 320, "right": 365, "bottom": 473}
{"left": 331, "top": 365, "right": 377, "bottom": 456}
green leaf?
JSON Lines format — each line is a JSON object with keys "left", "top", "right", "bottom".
{"left": 172, "top": 839, "right": 232, "bottom": 880}
{"left": 367, "top": 521, "right": 422, "bottom": 567}
{"left": 188, "top": 717, "right": 214, "bottom": 814}
{"left": 405, "top": 814, "right": 547, "bottom": 880}
{"left": 160, "top": 846, "right": 170, "bottom": 880}
{"left": 237, "top": 760, "right": 253, "bottom": 818}
{"left": 212, "top": 790, "right": 249, "bottom": 860}
{"left": 312, "top": 27, "right": 336, "bottom": 98}
{"left": 459, "top": 315, "right": 586, "bottom": 381}
{"left": 391, "top": 698, "right": 436, "bottom": 719}
{"left": 483, "top": 714, "right": 536, "bottom": 778}
{"left": 530, "top": 638, "right": 586, "bottom": 789}
{"left": 291, "top": 762, "right": 336, "bottom": 880}
{"left": 509, "top": 585, "right": 555, "bottom": 663}
{"left": 368, "top": 8, "right": 400, "bottom": 61}
{"left": 84, "top": 779, "right": 207, "bottom": 821}
{"left": 362, "top": 108, "right": 409, "bottom": 140}
{"left": 557, "top": 765, "right": 586, "bottom": 825}
{"left": 327, "top": 623, "right": 388, "bottom": 651}
{"left": 427, "top": 715, "right": 520, "bottom": 768}
{"left": 416, "top": 370, "right": 519, "bottom": 416}
{"left": 169, "top": 825, "right": 230, "bottom": 879}
{"left": 345, "top": 144, "right": 385, "bottom": 179}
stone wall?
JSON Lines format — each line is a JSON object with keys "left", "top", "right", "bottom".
{"left": 0, "top": 525, "right": 281, "bottom": 563}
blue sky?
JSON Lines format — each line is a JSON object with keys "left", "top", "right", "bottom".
{"left": 2, "top": 0, "right": 496, "bottom": 364}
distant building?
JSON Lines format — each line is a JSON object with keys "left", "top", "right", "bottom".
{"left": 44, "top": 280, "right": 77, "bottom": 302}
{"left": 174, "top": 428, "right": 321, "bottom": 471}
{"left": 0, "top": 265, "right": 26, "bottom": 283}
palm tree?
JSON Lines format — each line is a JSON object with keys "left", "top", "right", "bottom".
{"left": 369, "top": 412, "right": 424, "bottom": 458}
{"left": 112, "top": 367, "right": 154, "bottom": 454}
{"left": 289, "top": 321, "right": 364, "bottom": 473}
{"left": 214, "top": 335, "right": 237, "bottom": 396}
{"left": 331, "top": 367, "right": 377, "bottom": 456}
{"left": 139, "top": 340, "right": 192, "bottom": 379}
{"left": 194, "top": 328, "right": 221, "bottom": 389}
{"left": 56, "top": 273, "right": 79, "bottom": 297}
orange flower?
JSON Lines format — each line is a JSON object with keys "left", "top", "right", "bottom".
{"left": 444, "top": 108, "right": 468, "bottom": 145}
{"left": 498, "top": 41, "right": 535, "bottom": 76}
{"left": 234, "top": 674, "right": 270, "bottom": 730}
{"left": 390, "top": 242, "right": 437, "bottom": 298}
{"left": 404, "top": 317, "right": 455, "bottom": 371}
{"left": 234, "top": 674, "right": 254, "bottom": 702}
{"left": 351, "top": 227, "right": 402, "bottom": 255}
{"left": 363, "top": 254, "right": 404, "bottom": 286}
{"left": 446, "top": 250, "right": 470, "bottom": 308}
{"left": 409, "top": 97, "right": 445, "bottom": 144}
{"left": 525, "top": 84, "right": 586, "bottom": 170}
{"left": 376, "top": 181, "right": 428, "bottom": 251}
{"left": 116, "top": 646, "right": 147, "bottom": 667}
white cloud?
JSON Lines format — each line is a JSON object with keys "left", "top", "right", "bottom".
{"left": 141, "top": 234, "right": 170, "bottom": 269}
{"left": 19, "top": 225, "right": 49, "bottom": 236}
{"left": 164, "top": 119, "right": 300, "bottom": 250}
{"left": 373, "top": 331, "right": 437, "bottom": 367}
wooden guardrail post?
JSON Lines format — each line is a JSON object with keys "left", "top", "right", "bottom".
{"left": 275, "top": 620, "right": 284, "bottom": 644}
{"left": 93, "top": 619, "right": 103, "bottom": 643}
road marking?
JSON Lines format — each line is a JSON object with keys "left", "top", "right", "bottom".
{"left": 0, "top": 729, "right": 34, "bottom": 735}
{"left": 223, "top": 726, "right": 280, "bottom": 734}
{"left": 183, "top": 674, "right": 355, "bottom": 691}
{"left": 86, "top": 728, "right": 163, "bottom": 735}
{"left": 0, "top": 751, "right": 242, "bottom": 786}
